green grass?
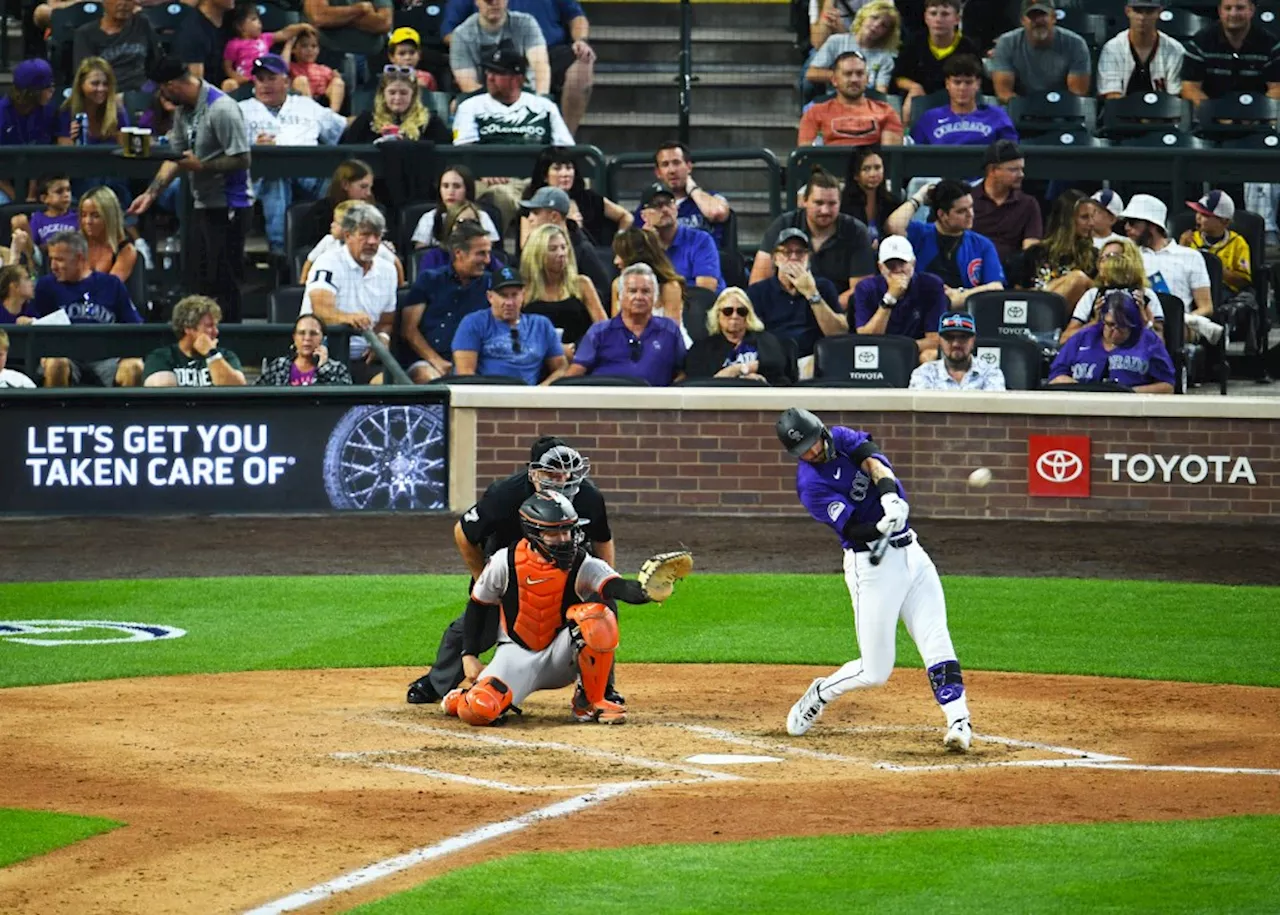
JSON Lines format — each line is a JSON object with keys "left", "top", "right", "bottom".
{"left": 0, "top": 575, "right": 1277, "bottom": 688}
{"left": 0, "top": 809, "right": 122, "bottom": 868}
{"left": 351, "top": 815, "right": 1280, "bottom": 915}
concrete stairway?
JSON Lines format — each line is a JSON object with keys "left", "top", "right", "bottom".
{"left": 582, "top": 1, "right": 801, "bottom": 250}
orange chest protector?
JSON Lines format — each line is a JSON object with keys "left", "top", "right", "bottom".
{"left": 503, "top": 541, "right": 580, "bottom": 651}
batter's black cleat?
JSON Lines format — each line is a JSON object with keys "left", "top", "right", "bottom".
{"left": 605, "top": 686, "right": 626, "bottom": 705}
{"left": 406, "top": 675, "right": 442, "bottom": 705}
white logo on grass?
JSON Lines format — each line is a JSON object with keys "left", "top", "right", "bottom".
{"left": 0, "top": 620, "right": 186, "bottom": 646}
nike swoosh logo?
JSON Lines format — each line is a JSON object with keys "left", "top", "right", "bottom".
{"left": 526, "top": 576, "right": 553, "bottom": 585}
{"left": 834, "top": 469, "right": 842, "bottom": 480}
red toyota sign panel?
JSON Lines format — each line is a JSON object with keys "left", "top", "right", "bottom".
{"left": 1028, "top": 435, "right": 1091, "bottom": 498}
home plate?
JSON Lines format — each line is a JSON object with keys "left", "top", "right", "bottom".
{"left": 684, "top": 754, "right": 785, "bottom": 765}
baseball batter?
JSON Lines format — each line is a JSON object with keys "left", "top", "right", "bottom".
{"left": 776, "top": 407, "right": 973, "bottom": 751}
{"left": 442, "top": 491, "right": 652, "bottom": 726}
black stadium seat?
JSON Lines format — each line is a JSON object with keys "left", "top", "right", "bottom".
{"left": 269, "top": 285, "right": 306, "bottom": 323}
{"left": 1101, "top": 93, "right": 1190, "bottom": 139}
{"left": 1008, "top": 92, "right": 1096, "bottom": 139}
{"left": 1194, "top": 93, "right": 1280, "bottom": 141}
{"left": 967, "top": 291, "right": 1069, "bottom": 343}
{"left": 807, "top": 333, "right": 918, "bottom": 387}
{"left": 973, "top": 336, "right": 1043, "bottom": 390}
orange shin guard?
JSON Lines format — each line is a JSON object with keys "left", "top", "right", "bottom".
{"left": 568, "top": 603, "right": 619, "bottom": 705}
{"left": 458, "top": 676, "right": 513, "bottom": 726}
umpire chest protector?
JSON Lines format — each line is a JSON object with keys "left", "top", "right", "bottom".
{"left": 501, "top": 542, "right": 587, "bottom": 652}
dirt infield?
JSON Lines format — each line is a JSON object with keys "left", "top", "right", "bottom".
{"left": 2, "top": 514, "right": 1279, "bottom": 913}
{"left": 0, "top": 665, "right": 1278, "bottom": 915}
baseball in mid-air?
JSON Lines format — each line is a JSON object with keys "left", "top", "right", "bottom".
{"left": 967, "top": 467, "right": 993, "bottom": 489}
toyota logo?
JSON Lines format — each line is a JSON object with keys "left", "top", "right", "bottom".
{"left": 1036, "top": 450, "right": 1084, "bottom": 483}
{"left": 1006, "top": 304, "right": 1025, "bottom": 320}
{"left": 978, "top": 351, "right": 998, "bottom": 365}
{"left": 856, "top": 349, "right": 877, "bottom": 365}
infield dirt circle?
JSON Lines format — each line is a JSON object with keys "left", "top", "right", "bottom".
{"left": 2, "top": 515, "right": 1279, "bottom": 914}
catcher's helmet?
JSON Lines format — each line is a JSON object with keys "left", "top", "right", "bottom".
{"left": 776, "top": 407, "right": 832, "bottom": 461}
{"left": 519, "top": 490, "right": 584, "bottom": 569}
{"left": 529, "top": 444, "right": 590, "bottom": 500}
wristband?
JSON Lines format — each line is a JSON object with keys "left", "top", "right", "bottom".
{"left": 909, "top": 198, "right": 922, "bottom": 209}
{"left": 205, "top": 349, "right": 224, "bottom": 363}
{"left": 875, "top": 476, "right": 899, "bottom": 497}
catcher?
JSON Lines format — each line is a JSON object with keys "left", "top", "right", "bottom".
{"left": 443, "top": 491, "right": 691, "bottom": 726}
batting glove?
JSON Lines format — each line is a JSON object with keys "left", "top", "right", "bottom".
{"left": 877, "top": 494, "right": 910, "bottom": 534}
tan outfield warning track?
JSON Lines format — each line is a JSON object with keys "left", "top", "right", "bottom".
{"left": 1, "top": 664, "right": 1279, "bottom": 915}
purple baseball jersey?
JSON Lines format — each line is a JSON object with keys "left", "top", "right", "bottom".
{"left": 795, "top": 425, "right": 908, "bottom": 550}
{"left": 1048, "top": 323, "right": 1175, "bottom": 388}
{"left": 909, "top": 104, "right": 1018, "bottom": 146}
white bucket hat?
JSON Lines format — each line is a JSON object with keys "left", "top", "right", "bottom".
{"left": 1117, "top": 193, "right": 1168, "bottom": 232}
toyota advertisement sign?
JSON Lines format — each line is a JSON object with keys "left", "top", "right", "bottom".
{"left": 1028, "top": 435, "right": 1091, "bottom": 498}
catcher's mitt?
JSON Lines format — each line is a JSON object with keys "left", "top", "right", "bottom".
{"left": 637, "top": 550, "right": 693, "bottom": 602}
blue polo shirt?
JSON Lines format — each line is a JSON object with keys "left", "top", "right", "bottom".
{"left": 905, "top": 222, "right": 1005, "bottom": 289}
{"left": 405, "top": 266, "right": 492, "bottom": 359}
{"left": 572, "top": 313, "right": 685, "bottom": 387}
{"left": 665, "top": 224, "right": 723, "bottom": 292}
{"left": 452, "top": 310, "right": 564, "bottom": 385}
{"left": 633, "top": 195, "right": 726, "bottom": 247}
{"left": 746, "top": 275, "right": 842, "bottom": 358}
{"left": 852, "top": 273, "right": 948, "bottom": 340}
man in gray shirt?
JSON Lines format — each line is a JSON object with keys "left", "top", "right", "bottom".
{"left": 990, "top": 0, "right": 1092, "bottom": 102}
{"left": 128, "top": 58, "right": 254, "bottom": 323}
{"left": 450, "top": 0, "right": 551, "bottom": 96}
{"left": 72, "top": 0, "right": 161, "bottom": 92}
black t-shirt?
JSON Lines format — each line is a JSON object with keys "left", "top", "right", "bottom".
{"left": 927, "top": 229, "right": 964, "bottom": 289}
{"left": 459, "top": 469, "right": 612, "bottom": 558}
{"left": 174, "top": 8, "right": 228, "bottom": 84}
{"left": 72, "top": 16, "right": 161, "bottom": 93}
{"left": 758, "top": 209, "right": 876, "bottom": 295}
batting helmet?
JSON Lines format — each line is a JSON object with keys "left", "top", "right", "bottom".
{"left": 529, "top": 444, "right": 590, "bottom": 499}
{"left": 519, "top": 490, "right": 584, "bottom": 569}
{"left": 776, "top": 407, "right": 832, "bottom": 461}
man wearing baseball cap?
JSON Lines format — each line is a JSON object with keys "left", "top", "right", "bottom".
{"left": 0, "top": 59, "right": 59, "bottom": 203}
{"left": 852, "top": 235, "right": 949, "bottom": 364}
{"left": 971, "top": 139, "right": 1042, "bottom": 264}
{"left": 452, "top": 265, "right": 568, "bottom": 385}
{"left": 238, "top": 53, "right": 346, "bottom": 254}
{"left": 638, "top": 180, "right": 724, "bottom": 293}
{"left": 1179, "top": 190, "right": 1254, "bottom": 298}
{"left": 1096, "top": 1, "right": 1185, "bottom": 100}
{"left": 909, "top": 311, "right": 1007, "bottom": 390}
{"left": 989, "top": 0, "right": 1092, "bottom": 103}
{"left": 1118, "top": 193, "right": 1222, "bottom": 343}
{"left": 747, "top": 227, "right": 846, "bottom": 359}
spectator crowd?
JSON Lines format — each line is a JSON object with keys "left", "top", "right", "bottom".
{"left": 0, "top": 0, "right": 1271, "bottom": 392}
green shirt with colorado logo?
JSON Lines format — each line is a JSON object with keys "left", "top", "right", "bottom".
{"left": 142, "top": 343, "right": 242, "bottom": 387}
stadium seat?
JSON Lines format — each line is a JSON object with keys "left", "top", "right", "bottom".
{"left": 143, "top": 2, "right": 192, "bottom": 48}
{"left": 1101, "top": 93, "right": 1190, "bottom": 139}
{"left": 906, "top": 90, "right": 950, "bottom": 130}
{"left": 967, "top": 291, "right": 1069, "bottom": 345}
{"left": 1218, "top": 132, "right": 1280, "bottom": 149}
{"left": 1115, "top": 131, "right": 1210, "bottom": 149}
{"left": 284, "top": 200, "right": 320, "bottom": 262}
{"left": 551, "top": 375, "right": 651, "bottom": 386}
{"left": 50, "top": 2, "right": 104, "bottom": 85}
{"left": 269, "top": 285, "right": 306, "bottom": 323}
{"left": 973, "top": 336, "right": 1043, "bottom": 390}
{"left": 122, "top": 90, "right": 155, "bottom": 122}
{"left": 1155, "top": 7, "right": 1211, "bottom": 42}
{"left": 807, "top": 333, "right": 917, "bottom": 387}
{"left": 1158, "top": 290, "right": 1192, "bottom": 394}
{"left": 1054, "top": 9, "right": 1108, "bottom": 50}
{"left": 1194, "top": 93, "right": 1280, "bottom": 141}
{"left": 397, "top": 200, "right": 436, "bottom": 256}
{"left": 1020, "top": 129, "right": 1110, "bottom": 148}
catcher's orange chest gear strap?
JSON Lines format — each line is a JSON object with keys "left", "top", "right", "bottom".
{"left": 505, "top": 541, "right": 574, "bottom": 652}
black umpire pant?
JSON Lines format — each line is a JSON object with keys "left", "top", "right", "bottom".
{"left": 187, "top": 206, "right": 250, "bottom": 324}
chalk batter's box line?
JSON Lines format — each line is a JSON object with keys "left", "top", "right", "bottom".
{"left": 331, "top": 750, "right": 706, "bottom": 793}
{"left": 362, "top": 716, "right": 745, "bottom": 782}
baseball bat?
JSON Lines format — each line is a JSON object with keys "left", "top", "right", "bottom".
{"left": 868, "top": 528, "right": 892, "bottom": 566}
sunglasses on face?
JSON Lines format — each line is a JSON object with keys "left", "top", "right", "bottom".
{"left": 510, "top": 327, "right": 522, "bottom": 354}
{"left": 720, "top": 306, "right": 749, "bottom": 317}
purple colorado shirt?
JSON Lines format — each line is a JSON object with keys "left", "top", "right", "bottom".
{"left": 795, "top": 425, "right": 909, "bottom": 550}
{"left": 572, "top": 313, "right": 686, "bottom": 387}
{"left": 909, "top": 104, "right": 1018, "bottom": 146}
{"left": 1048, "top": 323, "right": 1175, "bottom": 388}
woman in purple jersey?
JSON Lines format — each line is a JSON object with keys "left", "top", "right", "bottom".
{"left": 775, "top": 407, "right": 974, "bottom": 752}
{"left": 1049, "top": 290, "right": 1174, "bottom": 393}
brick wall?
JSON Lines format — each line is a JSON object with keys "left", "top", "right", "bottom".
{"left": 469, "top": 403, "right": 1280, "bottom": 524}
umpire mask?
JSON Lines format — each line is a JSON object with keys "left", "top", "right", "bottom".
{"left": 530, "top": 445, "right": 590, "bottom": 500}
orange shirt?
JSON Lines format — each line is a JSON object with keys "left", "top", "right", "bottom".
{"left": 798, "top": 96, "right": 903, "bottom": 147}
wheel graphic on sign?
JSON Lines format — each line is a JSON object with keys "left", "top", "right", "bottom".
{"left": 323, "top": 405, "right": 446, "bottom": 510}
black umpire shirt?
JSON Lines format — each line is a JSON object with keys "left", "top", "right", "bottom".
{"left": 458, "top": 470, "right": 612, "bottom": 559}
{"left": 758, "top": 209, "right": 876, "bottom": 298}
{"left": 1181, "top": 23, "right": 1280, "bottom": 99}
